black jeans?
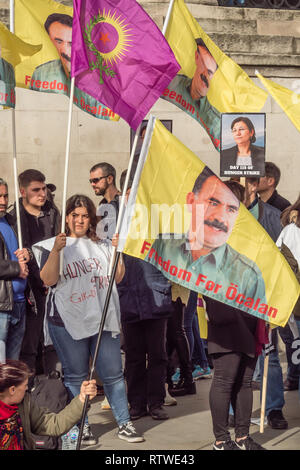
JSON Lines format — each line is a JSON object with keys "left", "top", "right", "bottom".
{"left": 20, "top": 290, "right": 60, "bottom": 375}
{"left": 166, "top": 298, "right": 192, "bottom": 386}
{"left": 122, "top": 318, "right": 168, "bottom": 412}
{"left": 209, "top": 351, "right": 256, "bottom": 441}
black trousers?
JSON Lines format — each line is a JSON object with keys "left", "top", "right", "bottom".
{"left": 20, "top": 290, "right": 59, "bottom": 375}
{"left": 166, "top": 298, "right": 192, "bottom": 386}
{"left": 122, "top": 318, "right": 168, "bottom": 412}
{"left": 209, "top": 351, "right": 256, "bottom": 441}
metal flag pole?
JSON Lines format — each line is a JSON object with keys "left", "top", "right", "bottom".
{"left": 162, "top": 0, "right": 175, "bottom": 36}
{"left": 76, "top": 123, "right": 141, "bottom": 450}
{"left": 75, "top": 117, "right": 160, "bottom": 450}
{"left": 9, "top": 0, "right": 22, "bottom": 248}
{"left": 59, "top": 76, "right": 75, "bottom": 275}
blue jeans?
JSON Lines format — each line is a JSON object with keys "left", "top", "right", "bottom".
{"left": 278, "top": 323, "right": 300, "bottom": 382}
{"left": 184, "top": 291, "right": 208, "bottom": 369}
{"left": 48, "top": 322, "right": 130, "bottom": 427}
{"left": 0, "top": 301, "right": 26, "bottom": 362}
{"left": 294, "top": 319, "right": 300, "bottom": 400}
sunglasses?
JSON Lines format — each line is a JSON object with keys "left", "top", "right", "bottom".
{"left": 89, "top": 176, "right": 109, "bottom": 184}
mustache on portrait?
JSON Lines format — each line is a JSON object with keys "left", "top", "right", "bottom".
{"left": 204, "top": 219, "right": 228, "bottom": 233}
{"left": 61, "top": 52, "right": 71, "bottom": 62}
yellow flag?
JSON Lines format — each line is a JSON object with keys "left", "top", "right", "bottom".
{"left": 119, "top": 117, "right": 300, "bottom": 328}
{"left": 257, "top": 71, "right": 300, "bottom": 133}
{"left": 162, "top": 0, "right": 267, "bottom": 150}
{"left": 15, "top": 0, "right": 119, "bottom": 121}
{"left": 0, "top": 21, "right": 41, "bottom": 108}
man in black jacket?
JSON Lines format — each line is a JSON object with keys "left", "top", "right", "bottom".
{"left": 257, "top": 162, "right": 291, "bottom": 212}
{"left": 0, "top": 178, "right": 29, "bottom": 361}
{"left": 9, "top": 170, "right": 60, "bottom": 378}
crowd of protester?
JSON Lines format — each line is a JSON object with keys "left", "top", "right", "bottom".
{"left": 0, "top": 160, "right": 299, "bottom": 451}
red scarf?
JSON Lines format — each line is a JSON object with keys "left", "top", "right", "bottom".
{"left": 0, "top": 400, "right": 24, "bottom": 450}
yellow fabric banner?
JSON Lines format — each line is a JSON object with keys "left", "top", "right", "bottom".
{"left": 15, "top": 0, "right": 119, "bottom": 121}
{"left": 121, "top": 118, "right": 299, "bottom": 328}
{"left": 257, "top": 71, "right": 300, "bottom": 133}
{"left": 162, "top": 0, "right": 267, "bottom": 151}
{"left": 0, "top": 21, "right": 41, "bottom": 108}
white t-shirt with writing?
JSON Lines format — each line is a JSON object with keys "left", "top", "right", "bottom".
{"left": 33, "top": 236, "right": 121, "bottom": 340}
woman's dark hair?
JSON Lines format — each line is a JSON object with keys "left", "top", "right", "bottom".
{"left": 280, "top": 193, "right": 300, "bottom": 228}
{"left": 65, "top": 194, "right": 99, "bottom": 241}
{"left": 231, "top": 117, "right": 256, "bottom": 144}
{"left": 0, "top": 360, "right": 32, "bottom": 393}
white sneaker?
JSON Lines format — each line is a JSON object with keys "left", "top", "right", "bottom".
{"left": 117, "top": 421, "right": 145, "bottom": 443}
{"left": 164, "top": 384, "right": 177, "bottom": 406}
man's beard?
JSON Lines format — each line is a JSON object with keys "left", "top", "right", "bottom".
{"left": 0, "top": 208, "right": 7, "bottom": 218}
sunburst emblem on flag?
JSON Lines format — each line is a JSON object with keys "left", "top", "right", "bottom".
{"left": 83, "top": 9, "right": 132, "bottom": 84}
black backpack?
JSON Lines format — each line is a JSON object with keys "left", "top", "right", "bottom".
{"left": 30, "top": 373, "right": 69, "bottom": 450}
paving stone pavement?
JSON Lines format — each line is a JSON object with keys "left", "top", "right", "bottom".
{"left": 80, "top": 358, "right": 300, "bottom": 453}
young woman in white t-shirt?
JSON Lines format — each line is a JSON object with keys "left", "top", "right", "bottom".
{"left": 40, "top": 194, "right": 144, "bottom": 446}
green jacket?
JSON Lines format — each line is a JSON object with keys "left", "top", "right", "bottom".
{"left": 18, "top": 393, "right": 85, "bottom": 450}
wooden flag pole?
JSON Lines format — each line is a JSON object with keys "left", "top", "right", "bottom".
{"left": 260, "top": 353, "right": 269, "bottom": 433}
{"left": 9, "top": 0, "right": 22, "bottom": 249}
{"left": 59, "top": 76, "right": 75, "bottom": 275}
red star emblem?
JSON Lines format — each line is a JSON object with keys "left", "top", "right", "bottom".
{"left": 99, "top": 32, "right": 110, "bottom": 45}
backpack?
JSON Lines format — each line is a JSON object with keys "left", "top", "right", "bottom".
{"left": 30, "top": 372, "right": 69, "bottom": 450}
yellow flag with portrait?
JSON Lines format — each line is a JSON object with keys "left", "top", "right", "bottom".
{"left": 162, "top": 0, "right": 267, "bottom": 151}
{"left": 119, "top": 117, "right": 299, "bottom": 328}
{"left": 15, "top": 0, "right": 119, "bottom": 120}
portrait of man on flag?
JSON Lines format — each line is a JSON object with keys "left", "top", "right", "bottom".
{"left": 15, "top": 0, "right": 118, "bottom": 120}
{"left": 120, "top": 117, "right": 300, "bottom": 328}
{"left": 163, "top": 0, "right": 268, "bottom": 152}
{"left": 145, "top": 165, "right": 266, "bottom": 310}
{"left": 30, "top": 13, "right": 72, "bottom": 84}
{"left": 162, "top": 38, "right": 220, "bottom": 150}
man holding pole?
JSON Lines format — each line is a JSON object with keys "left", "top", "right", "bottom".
{"left": 9, "top": 169, "right": 60, "bottom": 384}
{"left": 0, "top": 178, "right": 29, "bottom": 362}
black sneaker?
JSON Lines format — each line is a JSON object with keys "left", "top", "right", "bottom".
{"left": 117, "top": 421, "right": 145, "bottom": 443}
{"left": 82, "top": 424, "right": 97, "bottom": 445}
{"left": 213, "top": 439, "right": 240, "bottom": 450}
{"left": 129, "top": 408, "right": 148, "bottom": 421}
{"left": 267, "top": 410, "right": 288, "bottom": 430}
{"left": 235, "top": 436, "right": 266, "bottom": 450}
{"left": 149, "top": 406, "right": 169, "bottom": 420}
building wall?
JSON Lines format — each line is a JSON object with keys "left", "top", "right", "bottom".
{"left": 0, "top": 0, "right": 299, "bottom": 209}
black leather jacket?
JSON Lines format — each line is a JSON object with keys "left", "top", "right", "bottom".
{"left": 0, "top": 213, "right": 22, "bottom": 311}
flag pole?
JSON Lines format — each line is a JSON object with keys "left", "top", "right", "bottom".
{"left": 9, "top": 0, "right": 22, "bottom": 249}
{"left": 76, "top": 122, "right": 142, "bottom": 450}
{"left": 59, "top": 76, "right": 75, "bottom": 275}
{"left": 260, "top": 353, "right": 269, "bottom": 433}
{"left": 162, "top": 0, "right": 175, "bottom": 35}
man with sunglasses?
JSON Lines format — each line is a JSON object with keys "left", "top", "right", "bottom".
{"left": 89, "top": 163, "right": 121, "bottom": 240}
{"left": 9, "top": 169, "right": 60, "bottom": 385}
